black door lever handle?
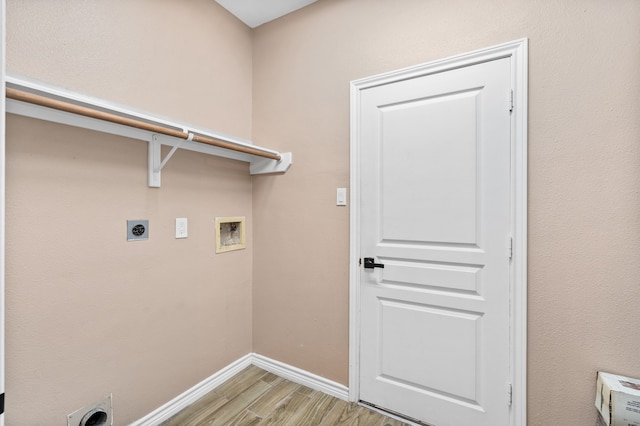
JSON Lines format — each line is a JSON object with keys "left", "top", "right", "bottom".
{"left": 363, "top": 257, "right": 384, "bottom": 269}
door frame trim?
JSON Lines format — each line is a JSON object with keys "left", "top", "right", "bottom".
{"left": 0, "top": 2, "right": 6, "bottom": 425}
{"left": 348, "top": 38, "right": 528, "bottom": 426}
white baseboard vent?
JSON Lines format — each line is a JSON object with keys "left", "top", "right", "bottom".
{"left": 131, "top": 353, "right": 349, "bottom": 425}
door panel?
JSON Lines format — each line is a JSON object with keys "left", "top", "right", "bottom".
{"left": 379, "top": 299, "right": 480, "bottom": 400}
{"left": 381, "top": 260, "right": 481, "bottom": 294}
{"left": 359, "top": 58, "right": 511, "bottom": 426}
{"left": 380, "top": 89, "right": 480, "bottom": 245}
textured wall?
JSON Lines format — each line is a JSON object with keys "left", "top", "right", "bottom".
{"left": 5, "top": 1, "right": 253, "bottom": 424}
{"left": 5, "top": 1, "right": 640, "bottom": 425}
{"left": 251, "top": 1, "right": 640, "bottom": 425}
{"left": 6, "top": 0, "right": 252, "bottom": 137}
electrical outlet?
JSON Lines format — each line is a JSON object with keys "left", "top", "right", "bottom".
{"left": 127, "top": 220, "right": 149, "bottom": 241}
{"left": 176, "top": 218, "right": 188, "bottom": 239}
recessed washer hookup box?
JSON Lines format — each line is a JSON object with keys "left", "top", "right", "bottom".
{"left": 596, "top": 371, "right": 640, "bottom": 426}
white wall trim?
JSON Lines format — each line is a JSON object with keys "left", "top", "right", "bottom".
{"left": 131, "top": 354, "right": 253, "bottom": 426}
{"left": 348, "top": 77, "right": 362, "bottom": 403}
{"left": 131, "top": 353, "right": 349, "bottom": 425}
{"left": 509, "top": 38, "right": 529, "bottom": 426}
{"left": 349, "top": 38, "right": 528, "bottom": 425}
{"left": 0, "top": 1, "right": 6, "bottom": 425}
{"left": 251, "top": 353, "right": 349, "bottom": 401}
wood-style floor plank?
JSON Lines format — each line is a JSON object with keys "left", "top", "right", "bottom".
{"left": 247, "top": 379, "right": 301, "bottom": 418}
{"left": 295, "top": 391, "right": 337, "bottom": 425}
{"left": 215, "top": 365, "right": 270, "bottom": 400}
{"left": 160, "top": 392, "right": 229, "bottom": 426}
{"left": 350, "top": 406, "right": 389, "bottom": 426}
{"left": 321, "top": 399, "right": 351, "bottom": 424}
{"left": 161, "top": 366, "right": 411, "bottom": 425}
{"left": 209, "top": 380, "right": 273, "bottom": 426}
{"left": 321, "top": 398, "right": 363, "bottom": 425}
{"left": 258, "top": 391, "right": 313, "bottom": 425}
{"left": 229, "top": 410, "right": 262, "bottom": 426}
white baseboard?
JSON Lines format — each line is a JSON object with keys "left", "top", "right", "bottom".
{"left": 250, "top": 353, "right": 349, "bottom": 401}
{"left": 131, "top": 353, "right": 349, "bottom": 425}
{"left": 130, "top": 354, "right": 253, "bottom": 426}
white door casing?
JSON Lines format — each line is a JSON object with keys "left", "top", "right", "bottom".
{"left": 349, "top": 39, "right": 527, "bottom": 426}
{"left": 0, "top": 0, "right": 6, "bottom": 424}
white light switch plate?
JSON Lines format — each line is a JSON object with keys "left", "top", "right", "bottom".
{"left": 176, "top": 218, "right": 188, "bottom": 238}
{"left": 337, "top": 188, "right": 347, "bottom": 206}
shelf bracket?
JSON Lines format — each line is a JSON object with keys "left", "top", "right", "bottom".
{"left": 148, "top": 136, "right": 161, "bottom": 187}
{"left": 148, "top": 132, "right": 192, "bottom": 187}
{"left": 250, "top": 152, "right": 293, "bottom": 175}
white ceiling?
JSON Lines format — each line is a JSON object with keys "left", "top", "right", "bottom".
{"left": 215, "top": 0, "right": 319, "bottom": 28}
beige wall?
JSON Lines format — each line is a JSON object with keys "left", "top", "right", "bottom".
{"left": 6, "top": 1, "right": 253, "bottom": 424}
{"left": 5, "top": 0, "right": 640, "bottom": 425}
{"left": 252, "top": 1, "right": 640, "bottom": 425}
{"left": 7, "top": 0, "right": 252, "bottom": 137}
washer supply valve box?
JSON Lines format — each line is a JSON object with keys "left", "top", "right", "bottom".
{"left": 596, "top": 371, "right": 640, "bottom": 426}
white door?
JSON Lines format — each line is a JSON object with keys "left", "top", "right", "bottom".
{"left": 358, "top": 57, "right": 512, "bottom": 426}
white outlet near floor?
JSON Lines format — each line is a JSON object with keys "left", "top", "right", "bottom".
{"left": 176, "top": 218, "right": 188, "bottom": 238}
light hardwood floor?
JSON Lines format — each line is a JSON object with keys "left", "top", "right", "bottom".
{"left": 160, "top": 365, "right": 410, "bottom": 425}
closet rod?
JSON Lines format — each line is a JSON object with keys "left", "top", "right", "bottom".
{"left": 5, "top": 87, "right": 282, "bottom": 161}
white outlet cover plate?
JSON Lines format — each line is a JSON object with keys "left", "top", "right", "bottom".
{"left": 176, "top": 218, "right": 188, "bottom": 239}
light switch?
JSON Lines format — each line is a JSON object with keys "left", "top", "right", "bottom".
{"left": 176, "top": 218, "right": 188, "bottom": 239}
{"left": 337, "top": 188, "right": 347, "bottom": 206}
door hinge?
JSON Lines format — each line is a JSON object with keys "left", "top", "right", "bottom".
{"left": 507, "top": 382, "right": 513, "bottom": 406}
{"left": 509, "top": 89, "right": 514, "bottom": 112}
{"left": 508, "top": 237, "right": 513, "bottom": 260}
